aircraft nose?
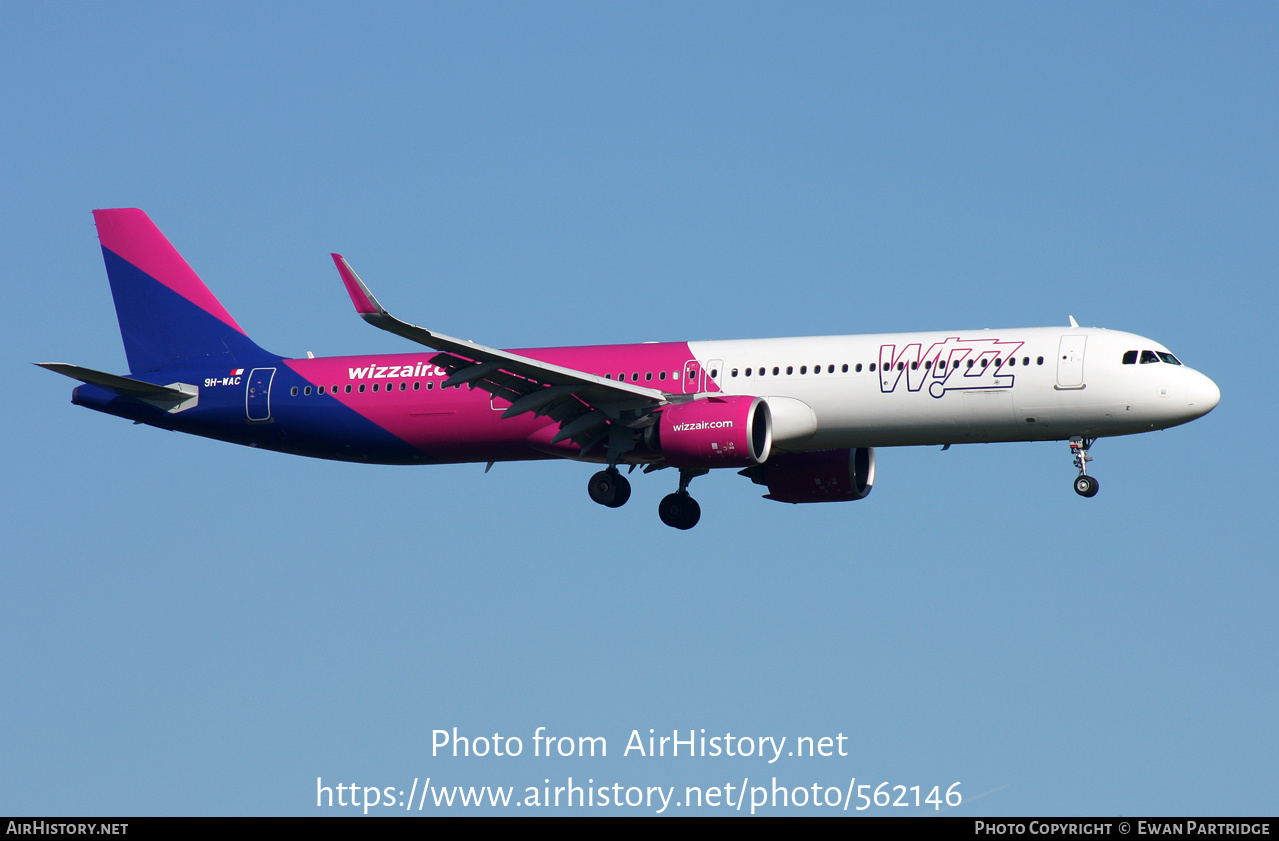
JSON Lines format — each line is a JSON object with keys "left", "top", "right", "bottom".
{"left": 1190, "top": 371, "right": 1220, "bottom": 417}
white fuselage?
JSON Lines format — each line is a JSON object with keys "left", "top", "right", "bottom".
{"left": 688, "top": 327, "right": 1219, "bottom": 449}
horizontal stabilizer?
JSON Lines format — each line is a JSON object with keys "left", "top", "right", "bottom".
{"left": 37, "top": 363, "right": 199, "bottom": 412}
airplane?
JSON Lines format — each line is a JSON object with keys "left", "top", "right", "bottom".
{"left": 39, "top": 208, "right": 1220, "bottom": 529}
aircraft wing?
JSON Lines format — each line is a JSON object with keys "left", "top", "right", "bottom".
{"left": 332, "top": 254, "right": 671, "bottom": 455}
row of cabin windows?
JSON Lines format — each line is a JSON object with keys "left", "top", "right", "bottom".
{"left": 604, "top": 370, "right": 678, "bottom": 382}
{"left": 291, "top": 381, "right": 439, "bottom": 397}
{"left": 728, "top": 356, "right": 1045, "bottom": 377}
{"left": 601, "top": 357, "right": 1047, "bottom": 383}
{"left": 1122, "top": 350, "right": 1182, "bottom": 366}
{"left": 289, "top": 354, "right": 1053, "bottom": 397}
{"left": 598, "top": 355, "right": 1048, "bottom": 380}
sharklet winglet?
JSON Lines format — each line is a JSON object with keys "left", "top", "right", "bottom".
{"left": 332, "top": 254, "right": 386, "bottom": 316}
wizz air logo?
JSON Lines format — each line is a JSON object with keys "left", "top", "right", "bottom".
{"left": 347, "top": 362, "right": 447, "bottom": 380}
{"left": 879, "top": 337, "right": 1025, "bottom": 398}
{"left": 670, "top": 420, "right": 734, "bottom": 431}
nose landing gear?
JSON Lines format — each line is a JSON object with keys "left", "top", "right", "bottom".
{"left": 1070, "top": 436, "right": 1099, "bottom": 497}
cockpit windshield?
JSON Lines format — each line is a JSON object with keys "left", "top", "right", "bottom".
{"left": 1123, "top": 349, "right": 1184, "bottom": 366}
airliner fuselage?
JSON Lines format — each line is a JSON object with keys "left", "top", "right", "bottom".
{"left": 43, "top": 210, "right": 1220, "bottom": 529}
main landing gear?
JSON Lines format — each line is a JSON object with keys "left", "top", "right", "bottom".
{"left": 589, "top": 465, "right": 707, "bottom": 529}
{"left": 587, "top": 467, "right": 631, "bottom": 508}
{"left": 658, "top": 468, "right": 707, "bottom": 530}
{"left": 1070, "top": 436, "right": 1099, "bottom": 498}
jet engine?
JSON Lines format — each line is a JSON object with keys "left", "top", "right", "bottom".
{"left": 645, "top": 395, "right": 772, "bottom": 468}
{"left": 741, "top": 447, "right": 876, "bottom": 503}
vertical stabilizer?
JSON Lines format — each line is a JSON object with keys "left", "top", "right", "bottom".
{"left": 93, "top": 208, "right": 274, "bottom": 373}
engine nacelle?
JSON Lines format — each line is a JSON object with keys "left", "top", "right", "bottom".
{"left": 745, "top": 448, "right": 876, "bottom": 503}
{"left": 648, "top": 396, "right": 772, "bottom": 468}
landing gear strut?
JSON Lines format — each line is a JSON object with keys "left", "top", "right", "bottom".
{"left": 658, "top": 468, "right": 707, "bottom": 530}
{"left": 587, "top": 467, "right": 631, "bottom": 508}
{"left": 1070, "top": 436, "right": 1099, "bottom": 498}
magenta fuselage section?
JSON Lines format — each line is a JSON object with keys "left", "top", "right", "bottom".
{"left": 280, "top": 342, "right": 711, "bottom": 465}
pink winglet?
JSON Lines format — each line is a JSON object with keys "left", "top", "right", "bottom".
{"left": 331, "top": 254, "right": 381, "bottom": 315}
{"left": 93, "top": 209, "right": 246, "bottom": 334}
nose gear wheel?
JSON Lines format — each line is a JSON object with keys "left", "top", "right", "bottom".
{"left": 1069, "top": 436, "right": 1099, "bottom": 497}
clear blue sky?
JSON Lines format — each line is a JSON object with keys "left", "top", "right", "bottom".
{"left": 3, "top": 2, "right": 1275, "bottom": 816}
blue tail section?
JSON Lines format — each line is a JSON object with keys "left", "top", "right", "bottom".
{"left": 94, "top": 209, "right": 277, "bottom": 373}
